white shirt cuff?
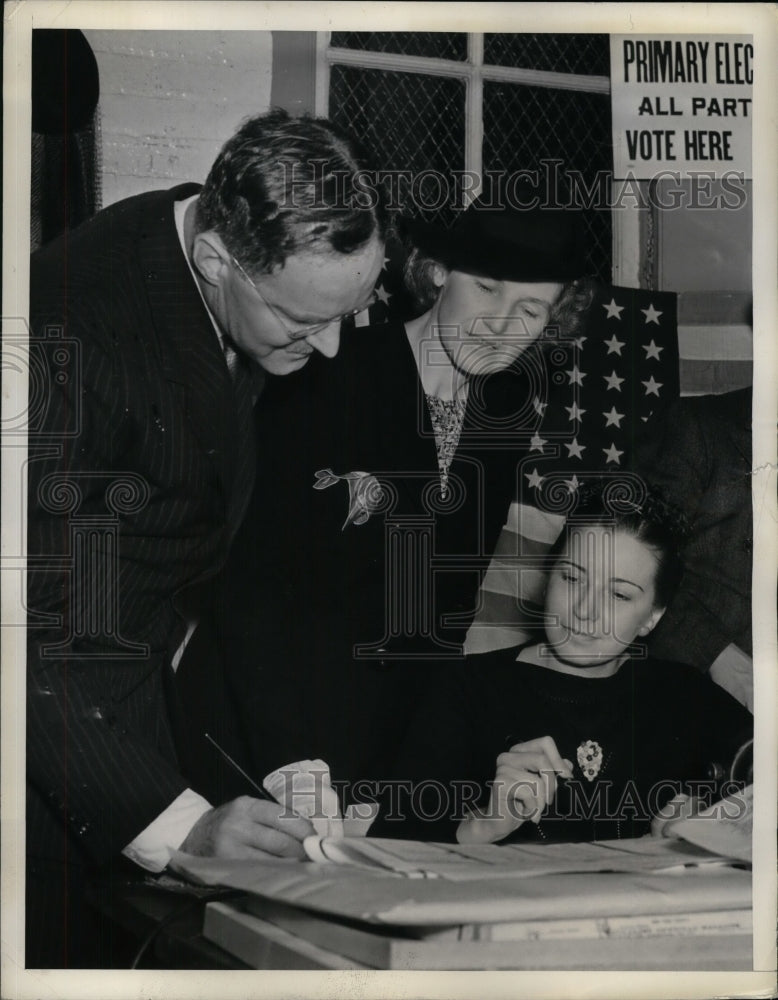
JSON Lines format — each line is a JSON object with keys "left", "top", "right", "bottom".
{"left": 122, "top": 789, "right": 212, "bottom": 872}
{"left": 709, "top": 643, "right": 754, "bottom": 714}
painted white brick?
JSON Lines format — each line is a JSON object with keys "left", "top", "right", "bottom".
{"left": 84, "top": 30, "right": 273, "bottom": 205}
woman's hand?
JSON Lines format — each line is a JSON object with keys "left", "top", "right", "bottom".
{"left": 456, "top": 736, "right": 574, "bottom": 845}
{"left": 650, "top": 793, "right": 705, "bottom": 838}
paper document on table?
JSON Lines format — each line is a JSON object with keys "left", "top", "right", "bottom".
{"left": 170, "top": 851, "right": 751, "bottom": 927}
{"left": 295, "top": 834, "right": 743, "bottom": 880}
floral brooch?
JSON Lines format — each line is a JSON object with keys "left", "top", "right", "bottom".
{"left": 577, "top": 740, "right": 604, "bottom": 782}
{"left": 313, "top": 468, "right": 385, "bottom": 530}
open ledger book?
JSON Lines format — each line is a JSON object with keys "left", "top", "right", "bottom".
{"left": 171, "top": 784, "right": 753, "bottom": 969}
{"left": 175, "top": 830, "right": 752, "bottom": 969}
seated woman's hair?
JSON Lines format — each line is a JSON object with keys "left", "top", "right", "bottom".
{"left": 402, "top": 246, "right": 596, "bottom": 338}
{"left": 548, "top": 480, "right": 690, "bottom": 610}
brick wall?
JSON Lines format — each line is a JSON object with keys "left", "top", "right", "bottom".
{"left": 83, "top": 30, "right": 273, "bottom": 207}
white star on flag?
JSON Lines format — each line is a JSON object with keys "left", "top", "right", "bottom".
{"left": 525, "top": 468, "right": 544, "bottom": 489}
{"left": 605, "top": 334, "right": 625, "bottom": 356}
{"left": 513, "top": 288, "right": 679, "bottom": 511}
{"left": 603, "top": 298, "right": 625, "bottom": 320}
{"left": 565, "top": 401, "right": 586, "bottom": 422}
{"left": 603, "top": 442, "right": 624, "bottom": 464}
{"left": 572, "top": 336, "right": 587, "bottom": 350}
{"left": 564, "top": 474, "right": 581, "bottom": 493}
{"left": 375, "top": 285, "right": 391, "bottom": 305}
{"left": 641, "top": 303, "right": 662, "bottom": 325}
{"left": 533, "top": 396, "right": 548, "bottom": 417}
{"left": 565, "top": 438, "right": 586, "bottom": 459}
{"left": 642, "top": 339, "right": 663, "bottom": 360}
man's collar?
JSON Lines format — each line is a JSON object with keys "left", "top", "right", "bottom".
{"left": 173, "top": 194, "right": 224, "bottom": 349}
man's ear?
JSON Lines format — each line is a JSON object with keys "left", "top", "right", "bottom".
{"left": 191, "top": 230, "right": 230, "bottom": 287}
{"left": 431, "top": 263, "right": 448, "bottom": 289}
{"left": 638, "top": 606, "right": 666, "bottom": 637}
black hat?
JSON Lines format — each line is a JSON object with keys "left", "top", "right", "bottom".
{"left": 402, "top": 195, "right": 587, "bottom": 283}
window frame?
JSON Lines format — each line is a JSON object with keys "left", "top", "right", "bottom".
{"left": 315, "top": 31, "right": 636, "bottom": 287}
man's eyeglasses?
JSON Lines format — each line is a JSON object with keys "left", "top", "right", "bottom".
{"left": 230, "top": 255, "right": 377, "bottom": 339}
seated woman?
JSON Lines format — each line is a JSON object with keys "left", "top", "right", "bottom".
{"left": 175, "top": 196, "right": 595, "bottom": 802}
{"left": 373, "top": 484, "right": 753, "bottom": 844}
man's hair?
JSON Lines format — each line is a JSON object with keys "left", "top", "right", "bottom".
{"left": 402, "top": 246, "right": 595, "bottom": 338}
{"left": 196, "top": 108, "right": 389, "bottom": 274}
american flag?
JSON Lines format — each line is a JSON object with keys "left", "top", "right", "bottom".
{"left": 357, "top": 249, "right": 749, "bottom": 654}
{"left": 517, "top": 284, "right": 680, "bottom": 500}
{"left": 465, "top": 284, "right": 681, "bottom": 652}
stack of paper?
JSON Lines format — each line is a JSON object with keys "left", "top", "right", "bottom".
{"left": 171, "top": 834, "right": 752, "bottom": 970}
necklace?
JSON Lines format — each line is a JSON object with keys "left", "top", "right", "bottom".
{"left": 425, "top": 390, "right": 468, "bottom": 496}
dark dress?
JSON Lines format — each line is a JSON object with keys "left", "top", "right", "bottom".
{"left": 176, "top": 321, "right": 541, "bottom": 799}
{"left": 372, "top": 646, "right": 753, "bottom": 843}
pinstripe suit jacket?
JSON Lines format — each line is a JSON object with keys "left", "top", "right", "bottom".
{"left": 26, "top": 184, "right": 256, "bottom": 864}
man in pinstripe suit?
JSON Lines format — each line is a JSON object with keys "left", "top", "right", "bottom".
{"left": 26, "top": 109, "right": 387, "bottom": 967}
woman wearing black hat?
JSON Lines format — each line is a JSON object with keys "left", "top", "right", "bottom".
{"left": 400, "top": 200, "right": 592, "bottom": 494}
{"left": 174, "top": 198, "right": 595, "bottom": 809}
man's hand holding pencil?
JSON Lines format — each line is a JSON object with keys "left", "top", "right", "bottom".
{"left": 179, "top": 733, "right": 315, "bottom": 860}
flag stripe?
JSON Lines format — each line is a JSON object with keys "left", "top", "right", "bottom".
{"left": 492, "top": 529, "right": 558, "bottom": 560}
{"left": 677, "top": 290, "right": 751, "bottom": 325}
{"left": 679, "top": 325, "right": 752, "bottom": 362}
{"left": 480, "top": 563, "right": 548, "bottom": 601}
{"left": 504, "top": 503, "right": 565, "bottom": 542}
{"left": 680, "top": 360, "right": 753, "bottom": 397}
{"left": 464, "top": 622, "right": 533, "bottom": 655}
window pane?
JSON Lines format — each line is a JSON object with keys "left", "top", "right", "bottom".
{"left": 330, "top": 32, "right": 467, "bottom": 61}
{"left": 484, "top": 33, "right": 610, "bottom": 76}
{"left": 329, "top": 65, "right": 466, "bottom": 225}
{"left": 483, "top": 82, "right": 613, "bottom": 283}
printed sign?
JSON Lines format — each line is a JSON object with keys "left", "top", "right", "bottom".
{"left": 610, "top": 35, "right": 753, "bottom": 179}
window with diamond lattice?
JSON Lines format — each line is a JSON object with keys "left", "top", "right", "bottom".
{"left": 330, "top": 31, "right": 467, "bottom": 61}
{"left": 484, "top": 33, "right": 610, "bottom": 75}
{"left": 329, "top": 65, "right": 466, "bottom": 226}
{"left": 325, "top": 32, "right": 613, "bottom": 284}
{"left": 483, "top": 83, "right": 612, "bottom": 283}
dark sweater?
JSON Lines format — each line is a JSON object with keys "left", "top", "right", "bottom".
{"left": 373, "top": 646, "right": 753, "bottom": 843}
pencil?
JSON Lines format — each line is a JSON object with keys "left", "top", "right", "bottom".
{"left": 204, "top": 732, "right": 276, "bottom": 801}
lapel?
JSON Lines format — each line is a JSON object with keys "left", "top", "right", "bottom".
{"left": 357, "top": 324, "right": 440, "bottom": 509}
{"left": 136, "top": 185, "right": 240, "bottom": 500}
